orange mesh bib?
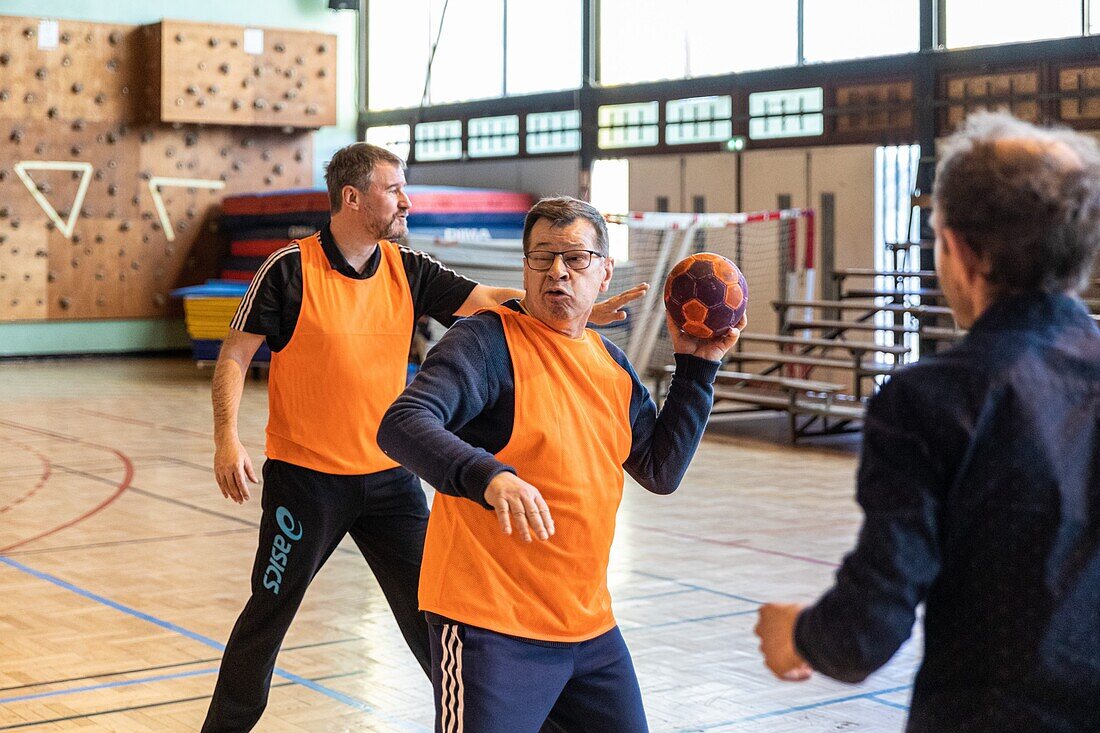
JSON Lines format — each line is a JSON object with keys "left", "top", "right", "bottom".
{"left": 419, "top": 305, "right": 634, "bottom": 642}
{"left": 266, "top": 234, "right": 413, "bottom": 474}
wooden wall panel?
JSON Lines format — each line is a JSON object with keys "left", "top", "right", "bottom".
{"left": 835, "top": 81, "right": 913, "bottom": 134}
{"left": 0, "top": 14, "right": 315, "bottom": 323}
{"left": 252, "top": 28, "right": 337, "bottom": 128}
{"left": 945, "top": 70, "right": 1040, "bottom": 127}
{"left": 149, "top": 19, "right": 336, "bottom": 128}
{"left": 49, "top": 21, "right": 141, "bottom": 123}
{"left": 1059, "top": 65, "right": 1100, "bottom": 122}
{"left": 0, "top": 226, "right": 47, "bottom": 320}
{"left": 0, "top": 19, "right": 56, "bottom": 125}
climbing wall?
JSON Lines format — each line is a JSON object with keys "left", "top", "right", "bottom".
{"left": 142, "top": 20, "right": 337, "bottom": 128}
{"left": 0, "top": 15, "right": 330, "bottom": 321}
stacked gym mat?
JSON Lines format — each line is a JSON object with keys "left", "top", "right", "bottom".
{"left": 173, "top": 185, "right": 536, "bottom": 365}
{"left": 219, "top": 189, "right": 329, "bottom": 282}
{"left": 218, "top": 185, "right": 535, "bottom": 284}
{"left": 170, "top": 280, "right": 272, "bottom": 364}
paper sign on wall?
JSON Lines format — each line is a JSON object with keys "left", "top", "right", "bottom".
{"left": 38, "top": 19, "right": 59, "bottom": 50}
{"left": 244, "top": 28, "right": 264, "bottom": 55}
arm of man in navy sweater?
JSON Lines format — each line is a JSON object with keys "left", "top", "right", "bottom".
{"left": 602, "top": 339, "right": 720, "bottom": 495}
{"left": 793, "top": 375, "right": 944, "bottom": 682}
{"left": 379, "top": 307, "right": 721, "bottom": 506}
{"left": 378, "top": 314, "right": 514, "bottom": 509}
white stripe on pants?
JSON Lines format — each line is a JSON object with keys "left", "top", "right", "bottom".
{"left": 440, "top": 624, "right": 465, "bottom": 733}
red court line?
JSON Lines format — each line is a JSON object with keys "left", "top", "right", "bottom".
{"left": 0, "top": 419, "right": 134, "bottom": 554}
{"left": 74, "top": 408, "right": 266, "bottom": 450}
{"left": 0, "top": 436, "right": 52, "bottom": 514}
{"left": 631, "top": 523, "right": 840, "bottom": 568}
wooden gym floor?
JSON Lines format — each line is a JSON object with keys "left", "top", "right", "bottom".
{"left": 0, "top": 356, "right": 921, "bottom": 731}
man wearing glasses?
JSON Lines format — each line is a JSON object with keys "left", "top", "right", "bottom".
{"left": 378, "top": 196, "right": 743, "bottom": 732}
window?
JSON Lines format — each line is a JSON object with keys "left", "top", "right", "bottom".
{"left": 598, "top": 102, "right": 659, "bottom": 149}
{"left": 368, "top": 2, "right": 432, "bottom": 110}
{"left": 684, "top": 0, "right": 798, "bottom": 75}
{"left": 748, "top": 88, "right": 824, "bottom": 140}
{"left": 666, "top": 96, "right": 732, "bottom": 145}
{"left": 599, "top": 0, "right": 797, "bottom": 85}
{"left": 369, "top": 0, "right": 581, "bottom": 111}
{"left": 946, "top": 0, "right": 1082, "bottom": 48}
{"left": 803, "top": 0, "right": 919, "bottom": 63}
{"left": 505, "top": 0, "right": 582, "bottom": 95}
{"left": 420, "top": 0, "right": 504, "bottom": 105}
{"left": 414, "top": 120, "right": 462, "bottom": 161}
{"left": 590, "top": 159, "right": 629, "bottom": 261}
{"left": 874, "top": 144, "right": 922, "bottom": 360}
{"left": 369, "top": 0, "right": 501, "bottom": 109}
{"left": 468, "top": 115, "right": 520, "bottom": 158}
{"left": 364, "top": 125, "right": 411, "bottom": 161}
{"left": 526, "top": 110, "right": 581, "bottom": 154}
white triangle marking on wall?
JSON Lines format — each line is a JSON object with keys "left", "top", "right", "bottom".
{"left": 13, "top": 161, "right": 94, "bottom": 240}
{"left": 148, "top": 177, "right": 227, "bottom": 243}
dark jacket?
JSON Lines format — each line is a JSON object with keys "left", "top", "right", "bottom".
{"left": 795, "top": 292, "right": 1100, "bottom": 732}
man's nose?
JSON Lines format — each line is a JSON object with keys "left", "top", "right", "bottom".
{"left": 546, "top": 255, "right": 570, "bottom": 278}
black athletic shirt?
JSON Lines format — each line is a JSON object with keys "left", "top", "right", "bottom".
{"left": 230, "top": 223, "right": 478, "bottom": 351}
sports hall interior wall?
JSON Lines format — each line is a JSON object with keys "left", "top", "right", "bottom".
{"left": 622, "top": 145, "right": 878, "bottom": 388}
{"left": 0, "top": 1, "right": 357, "bottom": 357}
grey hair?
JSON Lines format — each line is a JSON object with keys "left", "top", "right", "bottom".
{"left": 522, "top": 196, "right": 610, "bottom": 257}
{"left": 933, "top": 110, "right": 1100, "bottom": 295}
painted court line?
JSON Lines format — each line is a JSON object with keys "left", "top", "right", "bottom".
{"left": 0, "top": 694, "right": 214, "bottom": 730}
{"left": 0, "top": 637, "right": 361, "bottom": 693}
{"left": 869, "top": 695, "right": 910, "bottom": 711}
{"left": 0, "top": 556, "right": 429, "bottom": 732}
{"left": 632, "top": 523, "right": 840, "bottom": 568}
{"left": 616, "top": 587, "right": 698, "bottom": 604}
{"left": 703, "top": 683, "right": 914, "bottom": 727}
{"left": 0, "top": 436, "right": 52, "bottom": 514}
{"left": 75, "top": 408, "right": 266, "bottom": 450}
{"left": 0, "top": 419, "right": 134, "bottom": 553}
{"left": 633, "top": 569, "right": 765, "bottom": 605}
{"left": 623, "top": 609, "right": 759, "bottom": 633}
{"left": 0, "top": 668, "right": 219, "bottom": 704}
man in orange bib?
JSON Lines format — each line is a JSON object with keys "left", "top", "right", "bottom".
{"left": 379, "top": 196, "right": 742, "bottom": 732}
{"left": 204, "top": 147, "right": 643, "bottom": 732}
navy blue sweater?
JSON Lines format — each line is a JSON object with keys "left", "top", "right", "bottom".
{"left": 377, "top": 301, "right": 720, "bottom": 507}
{"left": 794, "top": 293, "right": 1100, "bottom": 732}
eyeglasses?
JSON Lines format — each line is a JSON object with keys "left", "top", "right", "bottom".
{"left": 524, "top": 249, "right": 605, "bottom": 271}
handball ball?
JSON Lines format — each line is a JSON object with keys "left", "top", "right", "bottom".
{"left": 663, "top": 253, "right": 748, "bottom": 339}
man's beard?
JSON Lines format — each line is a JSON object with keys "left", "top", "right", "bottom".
{"left": 381, "top": 216, "right": 407, "bottom": 240}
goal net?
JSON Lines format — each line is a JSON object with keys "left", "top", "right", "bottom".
{"left": 599, "top": 208, "right": 815, "bottom": 376}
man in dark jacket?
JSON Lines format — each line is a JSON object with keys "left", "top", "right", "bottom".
{"left": 755, "top": 110, "right": 1100, "bottom": 732}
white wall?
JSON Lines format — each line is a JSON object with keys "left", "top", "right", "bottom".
{"left": 616, "top": 144, "right": 877, "bottom": 390}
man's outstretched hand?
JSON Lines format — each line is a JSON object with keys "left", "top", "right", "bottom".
{"left": 589, "top": 283, "right": 650, "bottom": 325}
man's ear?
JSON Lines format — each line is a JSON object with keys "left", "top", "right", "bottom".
{"left": 942, "top": 227, "right": 986, "bottom": 285}
{"left": 342, "top": 185, "right": 360, "bottom": 211}
{"left": 599, "top": 257, "right": 614, "bottom": 293}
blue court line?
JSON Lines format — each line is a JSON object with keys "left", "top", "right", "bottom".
{"left": 624, "top": 609, "right": 758, "bottom": 633}
{"left": 0, "top": 556, "right": 429, "bottom": 732}
{"left": 869, "top": 695, "right": 910, "bottom": 711}
{"left": 703, "top": 684, "right": 914, "bottom": 727}
{"left": 0, "top": 668, "right": 218, "bottom": 704}
{"left": 616, "top": 588, "right": 698, "bottom": 604}
{"left": 0, "top": 556, "right": 228, "bottom": 649}
{"left": 632, "top": 570, "right": 764, "bottom": 605}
